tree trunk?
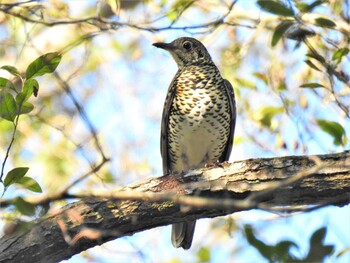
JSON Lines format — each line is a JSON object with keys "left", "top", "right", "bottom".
{"left": 1, "top": 151, "right": 349, "bottom": 263}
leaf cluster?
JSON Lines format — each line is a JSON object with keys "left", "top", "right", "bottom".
{"left": 245, "top": 225, "right": 334, "bottom": 262}
{"left": 1, "top": 52, "right": 62, "bottom": 198}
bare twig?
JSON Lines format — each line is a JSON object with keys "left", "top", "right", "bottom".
{"left": 0, "top": 1, "right": 242, "bottom": 34}
{"left": 0, "top": 116, "right": 20, "bottom": 185}
{"left": 57, "top": 157, "right": 110, "bottom": 196}
{"left": 0, "top": 157, "right": 109, "bottom": 208}
{"left": 53, "top": 72, "right": 108, "bottom": 162}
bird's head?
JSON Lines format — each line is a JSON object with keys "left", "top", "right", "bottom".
{"left": 153, "top": 37, "right": 213, "bottom": 69}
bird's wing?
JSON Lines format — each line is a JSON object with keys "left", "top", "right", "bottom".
{"left": 160, "top": 72, "right": 178, "bottom": 174}
{"left": 219, "top": 79, "right": 236, "bottom": 162}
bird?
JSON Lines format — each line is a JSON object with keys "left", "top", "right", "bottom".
{"left": 153, "top": 37, "right": 236, "bottom": 249}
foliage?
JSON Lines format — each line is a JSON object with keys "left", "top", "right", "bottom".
{"left": 245, "top": 225, "right": 334, "bottom": 262}
{"left": 0, "top": 52, "right": 61, "bottom": 195}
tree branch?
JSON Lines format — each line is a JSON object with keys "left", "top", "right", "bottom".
{"left": 0, "top": 1, "right": 242, "bottom": 33}
{"left": 0, "top": 151, "right": 349, "bottom": 263}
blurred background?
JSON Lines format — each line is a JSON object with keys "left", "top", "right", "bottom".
{"left": 0, "top": 0, "right": 349, "bottom": 262}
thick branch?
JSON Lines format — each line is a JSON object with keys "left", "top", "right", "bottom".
{"left": 0, "top": 151, "right": 349, "bottom": 263}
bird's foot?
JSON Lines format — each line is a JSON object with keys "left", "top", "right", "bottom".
{"left": 205, "top": 161, "right": 221, "bottom": 168}
{"left": 205, "top": 161, "right": 230, "bottom": 168}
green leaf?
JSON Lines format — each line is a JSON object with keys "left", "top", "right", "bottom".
{"left": 25, "top": 52, "right": 62, "bottom": 79}
{"left": 271, "top": 20, "right": 294, "bottom": 46}
{"left": 257, "top": 0, "right": 294, "bottom": 16}
{"left": 24, "top": 78, "right": 38, "bottom": 99}
{"left": 17, "top": 177, "right": 43, "bottom": 193}
{"left": 245, "top": 225, "right": 272, "bottom": 259}
{"left": 0, "top": 77, "right": 16, "bottom": 91}
{"left": 0, "top": 92, "right": 17, "bottom": 122}
{"left": 17, "top": 102, "right": 34, "bottom": 115}
{"left": 304, "top": 227, "right": 334, "bottom": 261}
{"left": 15, "top": 78, "right": 38, "bottom": 107}
{"left": 245, "top": 225, "right": 298, "bottom": 262}
{"left": 300, "top": 83, "right": 325, "bottom": 88}
{"left": 197, "top": 247, "right": 211, "bottom": 262}
{"left": 285, "top": 25, "right": 315, "bottom": 41}
{"left": 317, "top": 119, "right": 346, "bottom": 146}
{"left": 275, "top": 240, "right": 299, "bottom": 260}
{"left": 306, "top": 52, "right": 326, "bottom": 63}
{"left": 14, "top": 197, "right": 36, "bottom": 216}
{"left": 15, "top": 92, "right": 27, "bottom": 107}
{"left": 4, "top": 167, "right": 29, "bottom": 187}
{"left": 304, "top": 60, "right": 321, "bottom": 71}
{"left": 26, "top": 78, "right": 39, "bottom": 97}
{"left": 332, "top": 47, "right": 349, "bottom": 65}
{"left": 310, "top": 227, "right": 326, "bottom": 244}
{"left": 296, "top": 0, "right": 326, "bottom": 13}
{"left": 315, "top": 17, "right": 336, "bottom": 28}
{"left": 0, "top": 65, "right": 21, "bottom": 78}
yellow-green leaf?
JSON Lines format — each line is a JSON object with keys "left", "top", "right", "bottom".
{"left": 17, "top": 102, "right": 34, "bottom": 115}
{"left": 332, "top": 48, "right": 349, "bottom": 65}
{"left": 16, "top": 79, "right": 38, "bottom": 108}
{"left": 317, "top": 119, "right": 347, "bottom": 146}
{"left": 0, "top": 65, "right": 21, "bottom": 78}
{"left": 0, "top": 77, "right": 16, "bottom": 91}
{"left": 24, "top": 78, "right": 39, "bottom": 99}
{"left": 300, "top": 83, "right": 325, "bottom": 88}
{"left": 0, "top": 92, "right": 17, "bottom": 122}
{"left": 197, "top": 247, "right": 211, "bottom": 262}
{"left": 4, "top": 167, "right": 29, "bottom": 187}
{"left": 17, "top": 177, "right": 43, "bottom": 193}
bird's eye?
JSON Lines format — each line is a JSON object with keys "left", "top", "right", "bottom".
{"left": 183, "top": 41, "right": 192, "bottom": 50}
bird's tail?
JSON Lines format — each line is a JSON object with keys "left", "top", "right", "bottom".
{"left": 171, "top": 221, "right": 196, "bottom": 249}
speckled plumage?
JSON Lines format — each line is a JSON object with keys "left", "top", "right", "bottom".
{"left": 153, "top": 37, "right": 236, "bottom": 249}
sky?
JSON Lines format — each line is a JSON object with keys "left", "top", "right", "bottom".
{"left": 63, "top": 1, "right": 349, "bottom": 262}
{"left": 0, "top": 0, "right": 349, "bottom": 262}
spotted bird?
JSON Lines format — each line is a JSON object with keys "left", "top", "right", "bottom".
{"left": 153, "top": 37, "right": 236, "bottom": 249}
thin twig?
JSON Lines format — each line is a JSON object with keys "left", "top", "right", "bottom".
{"left": 168, "top": 0, "right": 196, "bottom": 26}
{"left": 0, "top": 1, "right": 241, "bottom": 33}
{"left": 0, "top": 116, "right": 20, "bottom": 184}
{"left": 53, "top": 72, "right": 108, "bottom": 162}
{"left": 57, "top": 157, "right": 110, "bottom": 196}
{"left": 0, "top": 157, "right": 110, "bottom": 208}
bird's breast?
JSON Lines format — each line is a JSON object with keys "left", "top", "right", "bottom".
{"left": 167, "top": 65, "right": 231, "bottom": 172}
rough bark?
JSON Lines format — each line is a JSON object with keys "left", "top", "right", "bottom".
{"left": 0, "top": 151, "right": 349, "bottom": 263}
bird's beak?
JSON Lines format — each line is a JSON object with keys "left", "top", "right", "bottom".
{"left": 152, "top": 42, "right": 174, "bottom": 51}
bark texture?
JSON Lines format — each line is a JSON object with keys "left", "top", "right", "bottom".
{"left": 0, "top": 151, "right": 349, "bottom": 263}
